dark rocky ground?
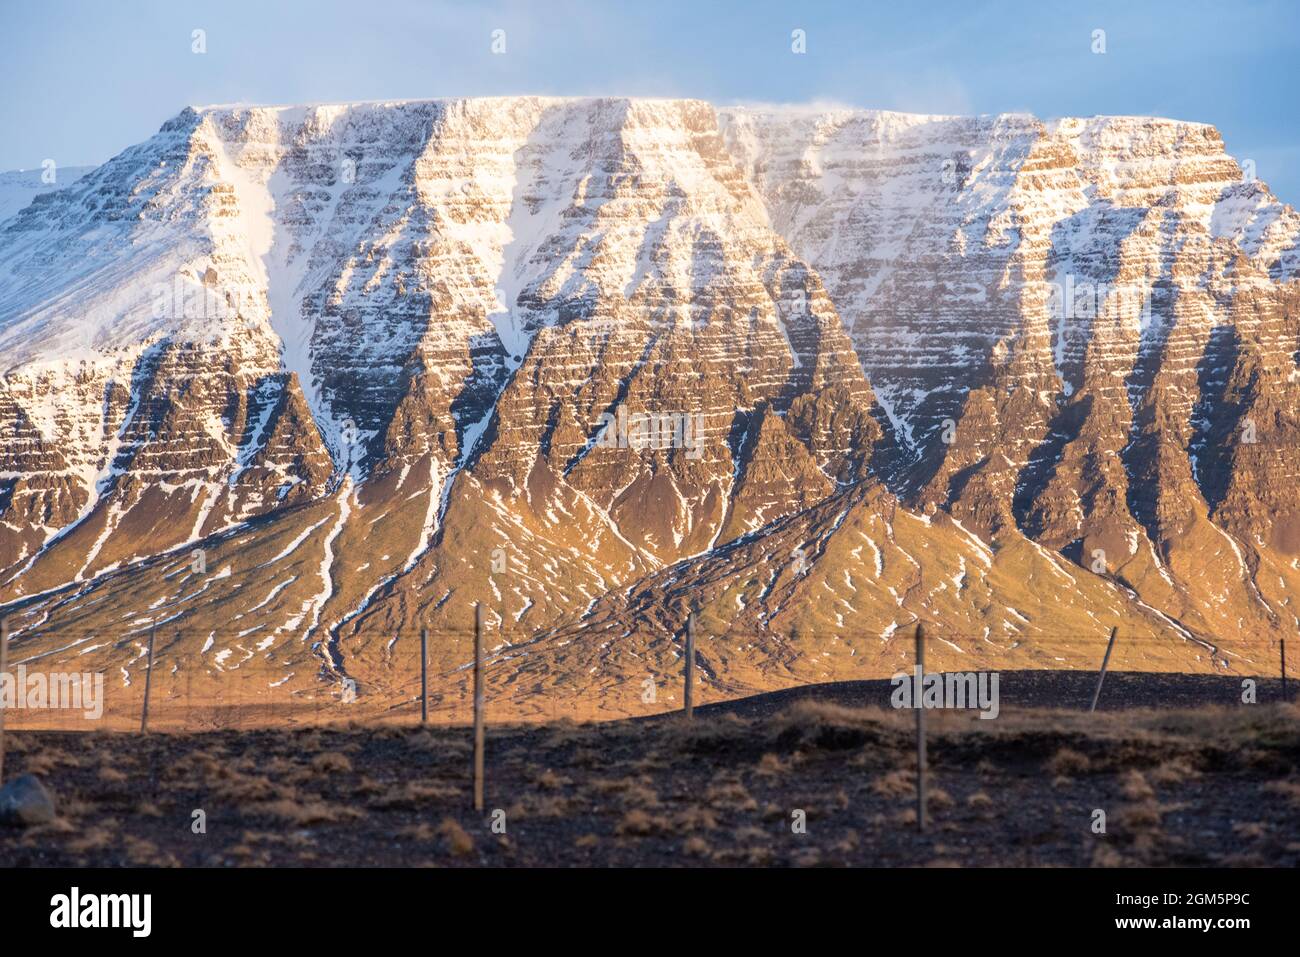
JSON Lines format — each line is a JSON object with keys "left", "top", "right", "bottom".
{"left": 1, "top": 672, "right": 1297, "bottom": 867}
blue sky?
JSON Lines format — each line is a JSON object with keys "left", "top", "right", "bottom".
{"left": 3, "top": 0, "right": 1298, "bottom": 202}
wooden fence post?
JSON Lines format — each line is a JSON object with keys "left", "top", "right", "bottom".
{"left": 1089, "top": 627, "right": 1118, "bottom": 713}
{"left": 0, "top": 618, "right": 9, "bottom": 785}
{"left": 1282, "top": 638, "right": 1289, "bottom": 704}
{"left": 140, "top": 628, "right": 156, "bottom": 734}
{"left": 473, "top": 604, "right": 485, "bottom": 812}
{"left": 420, "top": 628, "right": 428, "bottom": 724}
{"left": 915, "top": 622, "right": 927, "bottom": 834}
{"left": 683, "top": 612, "right": 696, "bottom": 720}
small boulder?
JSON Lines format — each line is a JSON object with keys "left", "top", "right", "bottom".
{"left": 0, "top": 774, "right": 56, "bottom": 826}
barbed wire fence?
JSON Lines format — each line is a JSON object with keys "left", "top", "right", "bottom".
{"left": 0, "top": 611, "right": 1291, "bottom": 737}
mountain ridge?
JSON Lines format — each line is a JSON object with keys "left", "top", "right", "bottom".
{"left": 0, "top": 97, "right": 1295, "bottom": 721}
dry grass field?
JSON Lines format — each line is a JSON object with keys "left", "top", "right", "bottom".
{"left": 3, "top": 676, "right": 1298, "bottom": 867}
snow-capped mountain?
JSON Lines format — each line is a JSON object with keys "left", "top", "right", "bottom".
{"left": 0, "top": 165, "right": 94, "bottom": 225}
{"left": 0, "top": 98, "right": 1295, "bottom": 721}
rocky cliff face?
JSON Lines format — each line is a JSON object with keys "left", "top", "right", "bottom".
{"left": 722, "top": 106, "right": 1300, "bottom": 661}
{"left": 0, "top": 98, "right": 1295, "bottom": 720}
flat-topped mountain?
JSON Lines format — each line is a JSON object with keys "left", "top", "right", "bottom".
{"left": 0, "top": 98, "right": 1295, "bottom": 721}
